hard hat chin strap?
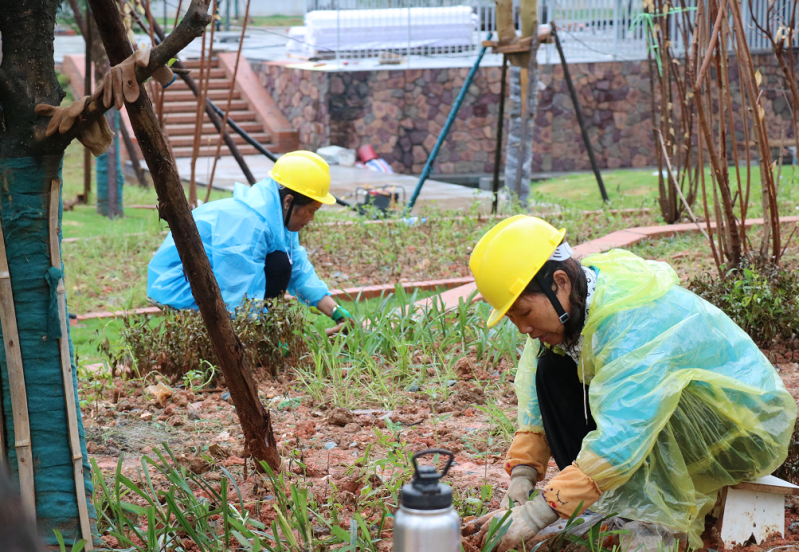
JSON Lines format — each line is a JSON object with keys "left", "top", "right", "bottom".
{"left": 534, "top": 272, "right": 570, "bottom": 324}
{"left": 284, "top": 196, "right": 296, "bottom": 229}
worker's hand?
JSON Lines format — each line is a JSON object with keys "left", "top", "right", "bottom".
{"left": 331, "top": 305, "right": 355, "bottom": 325}
{"left": 34, "top": 96, "right": 114, "bottom": 156}
{"left": 477, "top": 494, "right": 558, "bottom": 552}
{"left": 92, "top": 48, "right": 151, "bottom": 111}
{"left": 324, "top": 322, "right": 347, "bottom": 337}
{"left": 500, "top": 465, "right": 537, "bottom": 509}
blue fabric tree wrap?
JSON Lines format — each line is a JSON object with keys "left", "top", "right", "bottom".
{"left": 96, "top": 109, "right": 124, "bottom": 218}
{"left": 0, "top": 156, "right": 96, "bottom": 546}
{"left": 45, "top": 267, "right": 63, "bottom": 339}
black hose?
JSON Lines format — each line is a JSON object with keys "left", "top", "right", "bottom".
{"left": 206, "top": 100, "right": 278, "bottom": 162}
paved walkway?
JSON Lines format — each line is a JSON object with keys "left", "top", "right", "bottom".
{"left": 173, "top": 154, "right": 494, "bottom": 213}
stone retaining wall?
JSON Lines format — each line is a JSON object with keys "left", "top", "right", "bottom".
{"left": 253, "top": 54, "right": 797, "bottom": 175}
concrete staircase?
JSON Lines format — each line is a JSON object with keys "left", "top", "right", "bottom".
{"left": 166, "top": 56, "right": 268, "bottom": 157}
{"left": 62, "top": 52, "right": 298, "bottom": 160}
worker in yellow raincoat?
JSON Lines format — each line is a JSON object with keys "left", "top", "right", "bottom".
{"left": 470, "top": 216, "right": 796, "bottom": 552}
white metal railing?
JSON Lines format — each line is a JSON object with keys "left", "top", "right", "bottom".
{"left": 297, "top": 0, "right": 652, "bottom": 62}
{"left": 298, "top": 0, "right": 795, "bottom": 63}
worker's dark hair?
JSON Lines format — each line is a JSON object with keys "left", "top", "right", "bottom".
{"left": 523, "top": 256, "right": 588, "bottom": 352}
{"left": 278, "top": 185, "right": 316, "bottom": 207}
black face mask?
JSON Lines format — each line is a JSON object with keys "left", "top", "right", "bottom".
{"left": 534, "top": 271, "right": 570, "bottom": 324}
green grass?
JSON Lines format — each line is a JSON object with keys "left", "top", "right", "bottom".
{"left": 64, "top": 232, "right": 165, "bottom": 314}
{"left": 60, "top": 141, "right": 234, "bottom": 208}
{"left": 63, "top": 206, "right": 164, "bottom": 239}
{"left": 247, "top": 15, "right": 303, "bottom": 27}
{"left": 531, "top": 169, "right": 660, "bottom": 210}
{"left": 531, "top": 163, "right": 799, "bottom": 217}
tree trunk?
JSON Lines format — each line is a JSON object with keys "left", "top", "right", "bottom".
{"left": 0, "top": 0, "right": 96, "bottom": 546}
{"left": 86, "top": 0, "right": 281, "bottom": 472}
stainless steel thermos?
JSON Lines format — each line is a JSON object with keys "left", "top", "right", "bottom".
{"left": 393, "top": 449, "right": 460, "bottom": 552}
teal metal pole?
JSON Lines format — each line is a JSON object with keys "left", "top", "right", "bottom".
{"left": 405, "top": 34, "right": 490, "bottom": 214}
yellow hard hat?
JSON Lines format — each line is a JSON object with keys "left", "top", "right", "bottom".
{"left": 269, "top": 151, "right": 336, "bottom": 205}
{"left": 469, "top": 215, "right": 566, "bottom": 327}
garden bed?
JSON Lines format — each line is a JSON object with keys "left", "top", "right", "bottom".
{"left": 83, "top": 235, "right": 799, "bottom": 551}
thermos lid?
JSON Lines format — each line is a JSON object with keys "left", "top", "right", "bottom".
{"left": 400, "top": 449, "right": 455, "bottom": 511}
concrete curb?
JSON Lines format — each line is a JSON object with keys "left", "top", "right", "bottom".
{"left": 413, "top": 216, "right": 799, "bottom": 311}
{"left": 70, "top": 276, "right": 475, "bottom": 325}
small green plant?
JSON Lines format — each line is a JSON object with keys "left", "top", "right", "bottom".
{"left": 92, "top": 444, "right": 351, "bottom": 551}
{"left": 689, "top": 258, "right": 799, "bottom": 346}
{"left": 77, "top": 361, "right": 113, "bottom": 410}
{"left": 104, "top": 297, "right": 308, "bottom": 382}
{"left": 182, "top": 360, "right": 217, "bottom": 393}
{"left": 53, "top": 530, "right": 86, "bottom": 552}
{"left": 296, "top": 287, "right": 523, "bottom": 410}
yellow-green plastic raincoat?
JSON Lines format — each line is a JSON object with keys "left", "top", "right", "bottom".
{"left": 515, "top": 249, "right": 795, "bottom": 545}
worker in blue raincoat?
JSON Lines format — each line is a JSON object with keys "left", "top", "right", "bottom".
{"left": 470, "top": 216, "right": 795, "bottom": 552}
{"left": 147, "top": 151, "right": 353, "bottom": 327}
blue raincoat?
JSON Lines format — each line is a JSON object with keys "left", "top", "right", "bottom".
{"left": 147, "top": 178, "right": 330, "bottom": 310}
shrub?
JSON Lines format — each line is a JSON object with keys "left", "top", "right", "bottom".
{"left": 104, "top": 297, "right": 308, "bottom": 381}
{"left": 689, "top": 259, "right": 799, "bottom": 346}
{"left": 774, "top": 417, "right": 799, "bottom": 485}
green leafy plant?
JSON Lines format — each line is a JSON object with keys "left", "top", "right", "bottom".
{"left": 182, "top": 361, "right": 217, "bottom": 393}
{"left": 296, "top": 286, "right": 523, "bottom": 410}
{"left": 105, "top": 297, "right": 308, "bottom": 382}
{"left": 774, "top": 416, "right": 799, "bottom": 485}
{"left": 689, "top": 258, "right": 799, "bottom": 346}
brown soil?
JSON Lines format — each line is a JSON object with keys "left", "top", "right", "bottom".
{"left": 84, "top": 334, "right": 799, "bottom": 551}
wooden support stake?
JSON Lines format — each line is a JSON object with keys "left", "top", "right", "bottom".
{"left": 48, "top": 178, "right": 93, "bottom": 549}
{"left": 0, "top": 209, "right": 36, "bottom": 521}
{"left": 491, "top": 55, "right": 508, "bottom": 214}
{"left": 120, "top": 122, "right": 149, "bottom": 188}
{"left": 83, "top": 5, "right": 92, "bottom": 204}
{"left": 129, "top": 12, "right": 257, "bottom": 185}
{"left": 552, "top": 24, "right": 609, "bottom": 203}
{"left": 88, "top": 0, "right": 281, "bottom": 472}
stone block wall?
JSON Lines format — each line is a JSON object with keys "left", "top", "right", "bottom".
{"left": 256, "top": 62, "right": 504, "bottom": 174}
{"left": 253, "top": 54, "right": 796, "bottom": 175}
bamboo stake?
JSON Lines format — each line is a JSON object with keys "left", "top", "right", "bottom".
{"left": 48, "top": 178, "right": 93, "bottom": 549}
{"left": 512, "top": 31, "right": 540, "bottom": 203}
{"left": 698, "top": 131, "right": 723, "bottom": 273}
{"left": 0, "top": 208, "right": 36, "bottom": 521}
{"left": 718, "top": 6, "right": 747, "bottom": 252}
{"left": 728, "top": 0, "right": 780, "bottom": 259}
{"left": 691, "top": 0, "right": 741, "bottom": 266}
{"left": 189, "top": 0, "right": 216, "bottom": 208}
{"left": 657, "top": 130, "right": 708, "bottom": 240}
{"left": 205, "top": 0, "right": 252, "bottom": 202}
{"left": 84, "top": 5, "right": 93, "bottom": 205}
{"left": 87, "top": 0, "right": 281, "bottom": 472}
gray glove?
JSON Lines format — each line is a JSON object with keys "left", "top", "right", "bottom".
{"left": 500, "top": 465, "right": 536, "bottom": 509}
{"left": 481, "top": 494, "right": 559, "bottom": 552}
